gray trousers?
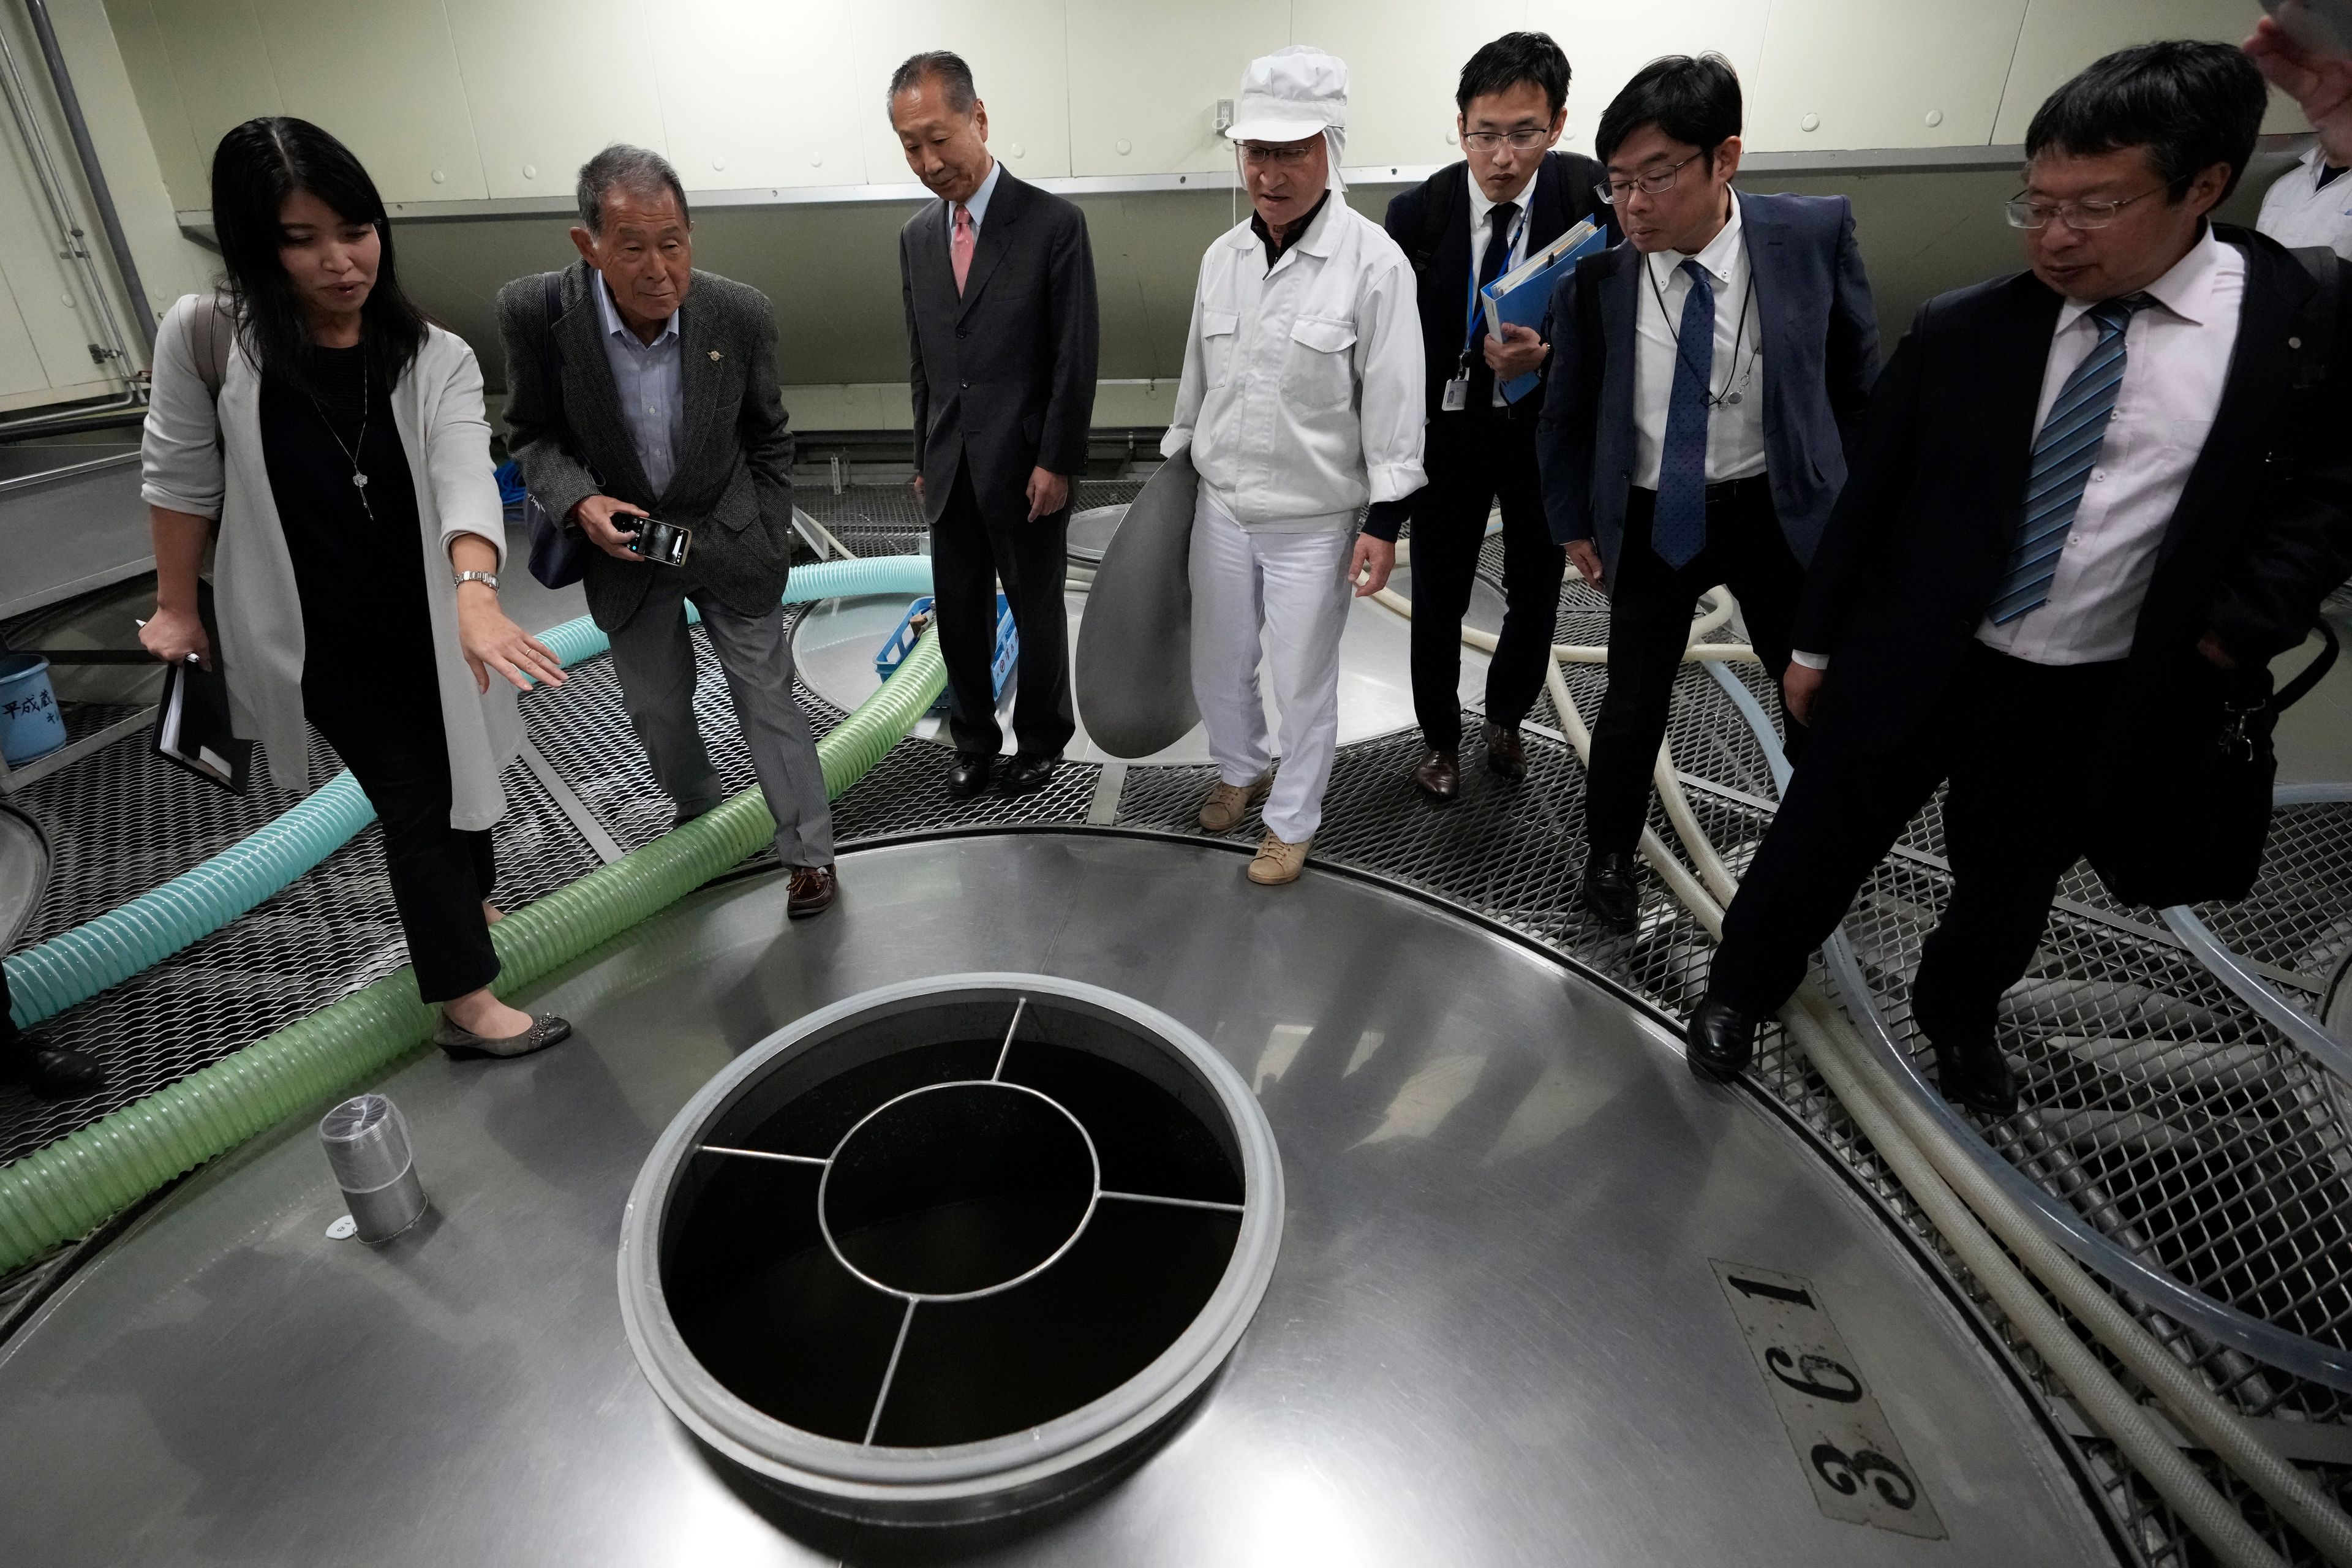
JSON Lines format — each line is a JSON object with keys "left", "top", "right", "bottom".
{"left": 606, "top": 567, "right": 834, "bottom": 867}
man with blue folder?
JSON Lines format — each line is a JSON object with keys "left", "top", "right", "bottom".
{"left": 1384, "top": 33, "right": 1613, "bottom": 802}
{"left": 1537, "top": 53, "right": 1879, "bottom": 931}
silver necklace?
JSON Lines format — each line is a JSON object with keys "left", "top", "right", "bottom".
{"left": 310, "top": 356, "right": 373, "bottom": 520}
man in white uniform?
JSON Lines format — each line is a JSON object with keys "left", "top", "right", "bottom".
{"left": 1164, "top": 46, "right": 1427, "bottom": 886}
{"left": 2247, "top": 10, "right": 2352, "bottom": 257}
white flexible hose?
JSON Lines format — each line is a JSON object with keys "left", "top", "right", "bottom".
{"left": 1626, "top": 859, "right": 2292, "bottom": 1568}
{"left": 1781, "top": 991, "right": 2297, "bottom": 1568}
{"left": 1398, "top": 558, "right": 2344, "bottom": 1564}
{"left": 1802, "top": 986, "right": 2352, "bottom": 1564}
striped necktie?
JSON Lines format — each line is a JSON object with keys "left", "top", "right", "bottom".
{"left": 1988, "top": 294, "right": 2151, "bottom": 624}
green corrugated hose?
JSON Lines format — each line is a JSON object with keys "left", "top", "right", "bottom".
{"left": 6, "top": 554, "right": 937, "bottom": 1030}
{"left": 0, "top": 630, "right": 944, "bottom": 1272}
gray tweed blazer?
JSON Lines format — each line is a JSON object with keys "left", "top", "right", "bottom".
{"left": 497, "top": 262, "right": 796, "bottom": 631}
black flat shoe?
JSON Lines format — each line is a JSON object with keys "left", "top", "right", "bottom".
{"left": 1935, "top": 1038, "right": 2018, "bottom": 1117}
{"left": 947, "top": 753, "right": 994, "bottom": 798}
{"left": 1684, "top": 995, "right": 1760, "bottom": 1082}
{"left": 0, "top": 1042, "right": 106, "bottom": 1099}
{"left": 1579, "top": 850, "right": 1640, "bottom": 932}
{"left": 1002, "top": 752, "right": 1061, "bottom": 794}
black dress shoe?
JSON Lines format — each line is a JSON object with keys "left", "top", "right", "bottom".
{"left": 1579, "top": 850, "right": 1640, "bottom": 932}
{"left": 1483, "top": 722, "right": 1527, "bottom": 780}
{"left": 1684, "top": 995, "right": 1760, "bottom": 1082}
{"left": 1935, "top": 1038, "right": 2018, "bottom": 1117}
{"left": 0, "top": 1042, "right": 106, "bottom": 1099}
{"left": 1414, "top": 748, "right": 1460, "bottom": 802}
{"left": 947, "top": 753, "right": 994, "bottom": 797}
{"left": 1002, "top": 752, "right": 1060, "bottom": 794}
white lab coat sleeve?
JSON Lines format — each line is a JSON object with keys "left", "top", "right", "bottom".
{"left": 1352, "top": 257, "right": 1427, "bottom": 504}
{"left": 1160, "top": 260, "right": 1213, "bottom": 461}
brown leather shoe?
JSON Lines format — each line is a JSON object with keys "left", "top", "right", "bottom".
{"left": 787, "top": 864, "right": 838, "bottom": 919}
{"left": 1414, "top": 748, "right": 1460, "bottom": 802}
{"left": 1483, "top": 722, "right": 1528, "bottom": 780}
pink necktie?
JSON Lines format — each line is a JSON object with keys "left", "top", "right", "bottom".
{"left": 951, "top": 205, "right": 974, "bottom": 296}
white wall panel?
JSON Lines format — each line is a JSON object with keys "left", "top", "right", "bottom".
{"left": 445, "top": 0, "right": 667, "bottom": 203}
{"left": 1292, "top": 0, "right": 1526, "bottom": 170}
{"left": 1994, "top": 1, "right": 2303, "bottom": 145}
{"left": 856, "top": 1, "right": 1072, "bottom": 183}
{"left": 1065, "top": 0, "right": 1289, "bottom": 176}
{"left": 141, "top": 0, "right": 277, "bottom": 187}
{"left": 43, "top": 0, "right": 209, "bottom": 336}
{"left": 651, "top": 0, "right": 865, "bottom": 191}
{"left": 0, "top": 121, "right": 116, "bottom": 397}
{"left": 1746, "top": 0, "right": 2029, "bottom": 153}
{"left": 249, "top": 0, "right": 486, "bottom": 201}
{"left": 1523, "top": 2, "right": 1770, "bottom": 158}
{"left": 99, "top": 0, "right": 205, "bottom": 206}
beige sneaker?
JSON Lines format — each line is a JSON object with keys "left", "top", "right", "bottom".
{"left": 1197, "top": 772, "right": 1273, "bottom": 833}
{"left": 1246, "top": 832, "right": 1311, "bottom": 885}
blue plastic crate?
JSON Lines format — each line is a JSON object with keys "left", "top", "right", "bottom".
{"left": 876, "top": 594, "right": 1017, "bottom": 714}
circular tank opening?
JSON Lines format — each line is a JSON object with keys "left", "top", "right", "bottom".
{"left": 821, "top": 1081, "right": 1099, "bottom": 1299}
{"left": 619, "top": 976, "right": 1283, "bottom": 1524}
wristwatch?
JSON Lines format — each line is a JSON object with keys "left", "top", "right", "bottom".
{"left": 453, "top": 570, "right": 499, "bottom": 592}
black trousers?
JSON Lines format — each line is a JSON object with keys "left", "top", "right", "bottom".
{"left": 307, "top": 676, "right": 499, "bottom": 1005}
{"left": 930, "top": 459, "right": 1075, "bottom": 759}
{"left": 1584, "top": 478, "right": 1804, "bottom": 856}
{"left": 1410, "top": 412, "right": 1564, "bottom": 754}
{"left": 1709, "top": 644, "right": 2127, "bottom": 1042}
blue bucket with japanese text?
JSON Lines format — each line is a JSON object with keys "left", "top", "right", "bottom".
{"left": 0, "top": 654, "right": 67, "bottom": 764}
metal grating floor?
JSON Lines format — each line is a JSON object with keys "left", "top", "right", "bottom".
{"left": 9, "top": 483, "right": 2352, "bottom": 1563}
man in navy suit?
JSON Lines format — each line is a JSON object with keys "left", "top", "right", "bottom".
{"left": 1692, "top": 44, "right": 2352, "bottom": 1107}
{"left": 1382, "top": 32, "right": 1613, "bottom": 802}
{"left": 1538, "top": 53, "right": 1879, "bottom": 933}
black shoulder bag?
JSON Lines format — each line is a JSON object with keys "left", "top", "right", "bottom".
{"left": 522, "top": 271, "right": 594, "bottom": 589}
{"left": 2084, "top": 246, "right": 2342, "bottom": 909}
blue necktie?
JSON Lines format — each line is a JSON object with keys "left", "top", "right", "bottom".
{"left": 1989, "top": 295, "right": 2148, "bottom": 624}
{"left": 1652, "top": 258, "right": 1715, "bottom": 569}
{"left": 1467, "top": 201, "right": 1519, "bottom": 409}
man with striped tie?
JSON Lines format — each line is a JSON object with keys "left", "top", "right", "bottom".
{"left": 1687, "top": 43, "right": 2352, "bottom": 1112}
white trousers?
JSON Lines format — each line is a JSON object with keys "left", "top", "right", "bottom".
{"left": 1188, "top": 491, "right": 1355, "bottom": 843}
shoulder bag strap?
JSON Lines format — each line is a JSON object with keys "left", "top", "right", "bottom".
{"left": 1409, "top": 162, "right": 1469, "bottom": 277}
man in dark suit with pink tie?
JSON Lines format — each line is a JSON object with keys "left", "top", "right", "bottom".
{"left": 891, "top": 51, "right": 1100, "bottom": 799}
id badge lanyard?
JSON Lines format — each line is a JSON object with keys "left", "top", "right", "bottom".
{"left": 1445, "top": 205, "right": 1528, "bottom": 412}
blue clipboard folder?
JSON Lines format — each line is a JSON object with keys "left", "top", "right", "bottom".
{"left": 1480, "top": 217, "right": 1609, "bottom": 404}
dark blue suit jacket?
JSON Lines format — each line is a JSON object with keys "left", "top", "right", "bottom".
{"left": 1534, "top": 190, "right": 1880, "bottom": 585}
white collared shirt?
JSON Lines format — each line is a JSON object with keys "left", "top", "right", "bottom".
{"left": 1631, "top": 196, "right": 1766, "bottom": 488}
{"left": 1467, "top": 164, "right": 1537, "bottom": 285}
{"left": 1975, "top": 226, "right": 2245, "bottom": 666}
{"left": 1162, "top": 194, "right": 1427, "bottom": 529}
{"left": 949, "top": 157, "right": 1005, "bottom": 254}
{"left": 2257, "top": 145, "right": 2352, "bottom": 262}
{"left": 591, "top": 273, "right": 684, "bottom": 496}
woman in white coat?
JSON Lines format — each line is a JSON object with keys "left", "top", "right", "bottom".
{"left": 139, "top": 118, "right": 570, "bottom": 1058}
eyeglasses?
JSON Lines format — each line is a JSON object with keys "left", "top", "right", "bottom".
{"left": 1239, "top": 143, "right": 1317, "bottom": 167}
{"left": 1593, "top": 152, "right": 1705, "bottom": 205}
{"left": 1461, "top": 127, "right": 1553, "bottom": 153}
{"left": 2002, "top": 186, "right": 2164, "bottom": 230}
